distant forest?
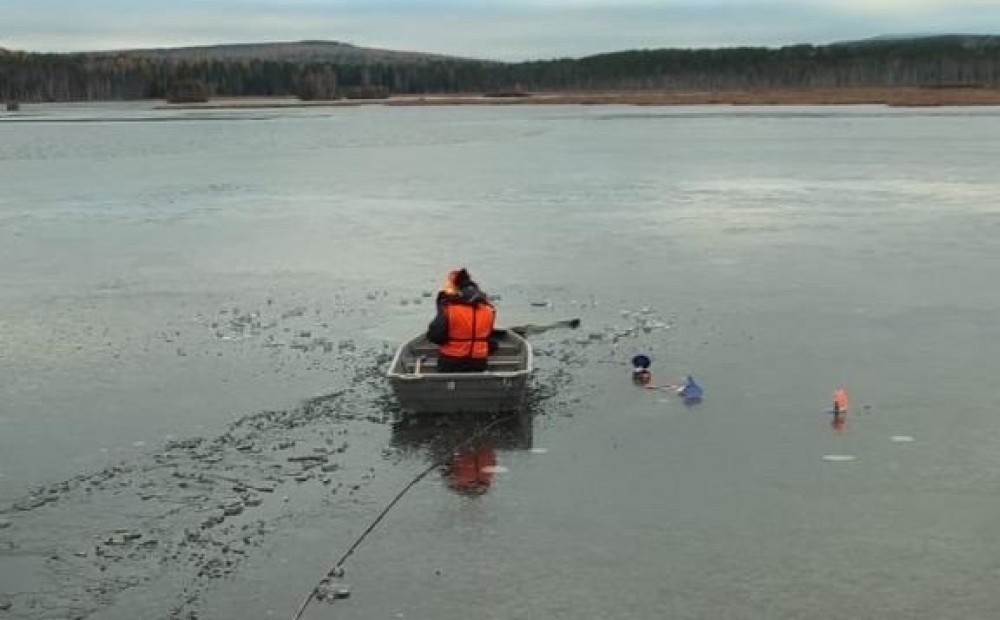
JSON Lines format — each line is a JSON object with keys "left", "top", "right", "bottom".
{"left": 4, "top": 36, "right": 1000, "bottom": 103}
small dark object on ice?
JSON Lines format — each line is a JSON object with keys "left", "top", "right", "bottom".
{"left": 316, "top": 580, "right": 351, "bottom": 602}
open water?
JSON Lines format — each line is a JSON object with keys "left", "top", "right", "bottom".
{"left": 2, "top": 102, "right": 1000, "bottom": 619}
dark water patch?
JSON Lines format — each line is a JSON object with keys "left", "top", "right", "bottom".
{"left": 284, "top": 325, "right": 620, "bottom": 618}
{"left": 0, "top": 338, "right": 396, "bottom": 620}
{"left": 0, "top": 305, "right": 669, "bottom": 619}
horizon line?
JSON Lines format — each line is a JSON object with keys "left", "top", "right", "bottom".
{"left": 4, "top": 32, "right": 999, "bottom": 63}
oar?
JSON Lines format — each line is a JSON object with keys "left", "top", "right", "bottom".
{"left": 504, "top": 318, "right": 581, "bottom": 337}
{"left": 644, "top": 382, "right": 681, "bottom": 392}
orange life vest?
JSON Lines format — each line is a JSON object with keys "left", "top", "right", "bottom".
{"left": 438, "top": 300, "right": 496, "bottom": 360}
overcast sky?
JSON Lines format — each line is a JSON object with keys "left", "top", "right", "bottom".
{"left": 4, "top": 0, "right": 1000, "bottom": 60}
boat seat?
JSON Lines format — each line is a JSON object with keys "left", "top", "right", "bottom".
{"left": 405, "top": 358, "right": 522, "bottom": 370}
{"left": 411, "top": 346, "right": 520, "bottom": 353}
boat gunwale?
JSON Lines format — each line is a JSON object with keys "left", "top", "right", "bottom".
{"left": 386, "top": 331, "right": 534, "bottom": 380}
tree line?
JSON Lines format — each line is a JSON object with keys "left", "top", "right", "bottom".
{"left": 4, "top": 38, "right": 1000, "bottom": 103}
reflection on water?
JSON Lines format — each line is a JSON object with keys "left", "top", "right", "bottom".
{"left": 831, "top": 410, "right": 847, "bottom": 434}
{"left": 391, "top": 409, "right": 534, "bottom": 458}
{"left": 391, "top": 410, "right": 533, "bottom": 495}
{"left": 444, "top": 445, "right": 497, "bottom": 496}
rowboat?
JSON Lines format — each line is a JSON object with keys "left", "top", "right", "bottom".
{"left": 386, "top": 330, "right": 533, "bottom": 414}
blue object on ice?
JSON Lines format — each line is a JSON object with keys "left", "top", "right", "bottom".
{"left": 631, "top": 354, "right": 652, "bottom": 370}
{"left": 679, "top": 375, "right": 703, "bottom": 403}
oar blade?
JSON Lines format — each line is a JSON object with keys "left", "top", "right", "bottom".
{"left": 508, "top": 317, "right": 581, "bottom": 337}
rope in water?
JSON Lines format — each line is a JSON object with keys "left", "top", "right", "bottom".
{"left": 290, "top": 411, "right": 519, "bottom": 620}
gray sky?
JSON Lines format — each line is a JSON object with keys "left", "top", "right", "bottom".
{"left": 4, "top": 0, "right": 1000, "bottom": 60}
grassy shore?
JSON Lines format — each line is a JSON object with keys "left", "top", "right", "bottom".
{"left": 158, "top": 87, "right": 1000, "bottom": 110}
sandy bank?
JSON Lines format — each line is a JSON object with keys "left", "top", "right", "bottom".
{"left": 157, "top": 87, "right": 1000, "bottom": 110}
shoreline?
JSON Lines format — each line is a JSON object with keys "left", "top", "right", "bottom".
{"left": 156, "top": 87, "right": 1000, "bottom": 110}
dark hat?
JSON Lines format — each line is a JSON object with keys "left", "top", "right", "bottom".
{"left": 452, "top": 268, "right": 472, "bottom": 288}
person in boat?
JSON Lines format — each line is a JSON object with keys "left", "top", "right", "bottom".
{"left": 426, "top": 268, "right": 498, "bottom": 372}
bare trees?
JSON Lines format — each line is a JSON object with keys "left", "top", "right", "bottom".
{"left": 3, "top": 37, "right": 1000, "bottom": 103}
